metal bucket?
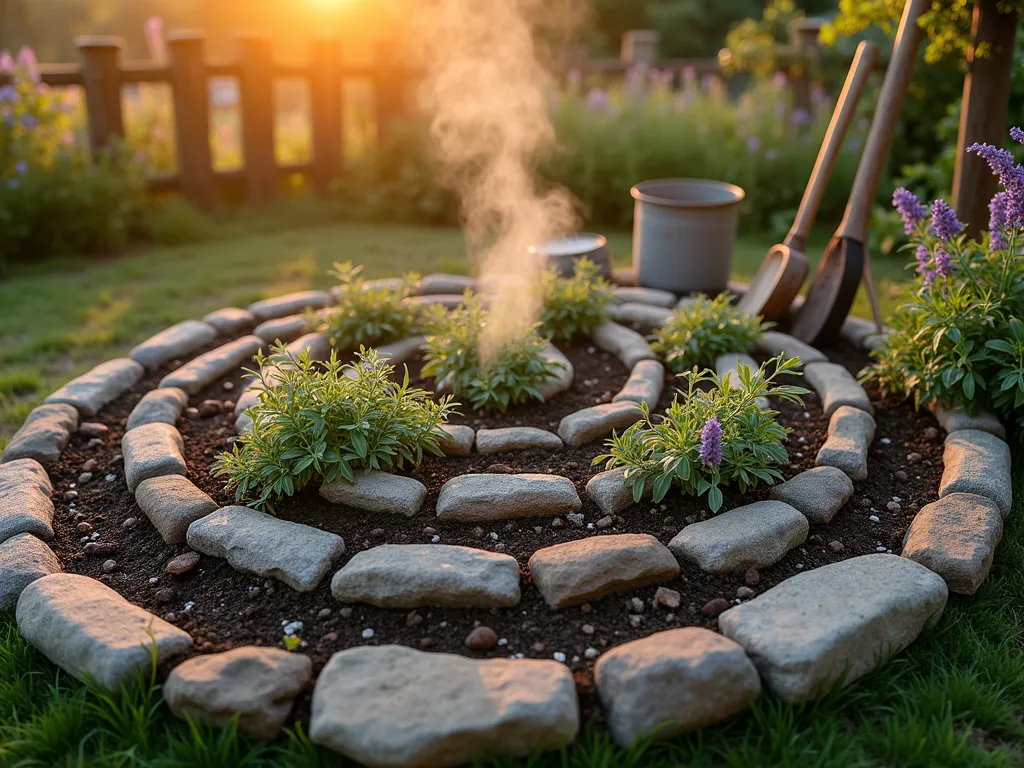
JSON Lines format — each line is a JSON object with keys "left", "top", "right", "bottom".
{"left": 529, "top": 233, "right": 612, "bottom": 278}
{"left": 631, "top": 179, "right": 745, "bottom": 295}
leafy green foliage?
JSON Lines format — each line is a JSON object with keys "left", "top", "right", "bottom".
{"left": 595, "top": 355, "right": 807, "bottom": 512}
{"left": 421, "top": 294, "right": 563, "bottom": 412}
{"left": 652, "top": 293, "right": 771, "bottom": 372}
{"left": 315, "top": 261, "right": 420, "bottom": 349}
{"left": 539, "top": 257, "right": 614, "bottom": 340}
{"left": 213, "top": 345, "right": 456, "bottom": 512}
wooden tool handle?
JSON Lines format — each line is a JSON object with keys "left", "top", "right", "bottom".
{"left": 838, "top": 0, "right": 929, "bottom": 241}
{"left": 786, "top": 40, "right": 879, "bottom": 251}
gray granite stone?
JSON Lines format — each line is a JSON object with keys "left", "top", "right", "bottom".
{"left": 284, "top": 332, "right": 332, "bottom": 362}
{"left": 1, "top": 403, "right": 78, "bottom": 464}
{"left": 476, "top": 427, "right": 563, "bottom": 455}
{"left": 438, "top": 425, "right": 474, "bottom": 457}
{"left": 436, "top": 473, "right": 581, "bottom": 522}
{"left": 815, "top": 406, "right": 876, "bottom": 481}
{"left": 803, "top": 362, "right": 873, "bottom": 417}
{"left": 592, "top": 322, "right": 657, "bottom": 368}
{"left": 248, "top": 291, "right": 332, "bottom": 322}
{"left": 611, "top": 302, "right": 674, "bottom": 329}
{"left": 0, "top": 458, "right": 54, "bottom": 544}
{"left": 0, "top": 532, "right": 61, "bottom": 611}
{"left": 585, "top": 467, "right": 650, "bottom": 516}
{"left": 715, "top": 353, "right": 769, "bottom": 409}
{"left": 769, "top": 466, "right": 854, "bottom": 524}
{"left": 135, "top": 474, "right": 218, "bottom": 544}
{"left": 253, "top": 314, "right": 309, "bottom": 344}
{"left": 130, "top": 320, "right": 218, "bottom": 370}
{"left": 45, "top": 359, "right": 144, "bottom": 417}
{"left": 537, "top": 343, "right": 574, "bottom": 400}
{"left": 122, "top": 423, "right": 186, "bottom": 493}
{"left": 932, "top": 404, "right": 1006, "bottom": 440}
{"left": 320, "top": 470, "right": 427, "bottom": 517}
{"left": 611, "top": 286, "right": 677, "bottom": 307}
{"left": 558, "top": 401, "right": 644, "bottom": 447}
{"left": 160, "top": 336, "right": 264, "bottom": 395}
{"left": 126, "top": 387, "right": 189, "bottom": 431}
{"left": 940, "top": 429, "right": 1012, "bottom": 517}
{"left": 418, "top": 274, "right": 476, "bottom": 295}
{"left": 612, "top": 360, "right": 664, "bottom": 409}
{"left": 754, "top": 331, "right": 828, "bottom": 366}
{"left": 203, "top": 307, "right": 256, "bottom": 334}
{"left": 405, "top": 294, "right": 467, "bottom": 309}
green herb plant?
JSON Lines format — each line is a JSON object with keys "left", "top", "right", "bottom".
{"left": 652, "top": 293, "right": 771, "bottom": 372}
{"left": 213, "top": 345, "right": 457, "bottom": 512}
{"left": 421, "top": 294, "right": 563, "bottom": 411}
{"left": 314, "top": 261, "right": 420, "bottom": 349}
{"left": 595, "top": 355, "right": 807, "bottom": 512}
{"left": 539, "top": 257, "right": 615, "bottom": 340}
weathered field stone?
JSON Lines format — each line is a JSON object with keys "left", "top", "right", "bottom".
{"left": 436, "top": 474, "right": 581, "bottom": 522}
{"left": 126, "top": 387, "right": 189, "bottom": 431}
{"left": 529, "top": 533, "right": 679, "bottom": 609}
{"left": 331, "top": 545, "right": 521, "bottom": 608}
{"left": 122, "top": 423, "right": 186, "bottom": 493}
{"left": 44, "top": 359, "right": 144, "bottom": 417}
{"left": 669, "top": 501, "right": 807, "bottom": 574}
{"left": 320, "top": 470, "right": 427, "bottom": 517}
{"left": 476, "top": 427, "right": 563, "bottom": 455}
{"left": 248, "top": 290, "right": 332, "bottom": 321}
{"left": 418, "top": 273, "right": 476, "bottom": 295}
{"left": 803, "top": 362, "right": 873, "bottom": 417}
{"left": 595, "top": 627, "right": 760, "bottom": 746}
{"left": 377, "top": 336, "right": 426, "bottom": 367}
{"left": 160, "top": 335, "right": 264, "bottom": 394}
{"left": 1, "top": 403, "right": 78, "bottom": 464}
{"left": 164, "top": 646, "right": 312, "bottom": 738}
{"left": 405, "top": 294, "right": 466, "bottom": 309}
{"left": 284, "top": 332, "right": 332, "bottom": 361}
{"left": 0, "top": 532, "right": 61, "bottom": 611}
{"left": 769, "top": 466, "right": 854, "bottom": 524}
{"left": 715, "top": 353, "right": 769, "bottom": 409}
{"left": 0, "top": 459, "right": 55, "bottom": 543}
{"left": 611, "top": 302, "right": 674, "bottom": 329}
{"left": 815, "top": 406, "right": 876, "bottom": 481}
{"left": 438, "top": 425, "right": 474, "bottom": 456}
{"left": 902, "top": 493, "right": 1003, "bottom": 595}
{"left": 16, "top": 573, "right": 192, "bottom": 691}
{"left": 592, "top": 322, "right": 657, "bottom": 368}
{"left": 537, "top": 343, "right": 574, "bottom": 400}
{"left": 719, "top": 554, "right": 947, "bottom": 702}
{"left": 613, "top": 360, "right": 664, "bottom": 409}
{"left": 585, "top": 468, "right": 651, "bottom": 516}
{"left": 135, "top": 475, "right": 218, "bottom": 544}
{"left": 310, "top": 645, "right": 579, "bottom": 767}
{"left": 253, "top": 314, "right": 309, "bottom": 344}
{"left": 611, "top": 286, "right": 677, "bottom": 307}
{"left": 558, "top": 401, "right": 644, "bottom": 447}
{"left": 931, "top": 404, "right": 1005, "bottom": 439}
{"left": 839, "top": 314, "right": 880, "bottom": 346}
{"left": 862, "top": 333, "right": 890, "bottom": 351}
{"left": 203, "top": 307, "right": 256, "bottom": 334}
{"left": 940, "top": 430, "right": 1013, "bottom": 517}
{"left": 754, "top": 331, "right": 828, "bottom": 366}
{"left": 187, "top": 505, "right": 345, "bottom": 592}
{"left": 130, "top": 320, "right": 218, "bottom": 370}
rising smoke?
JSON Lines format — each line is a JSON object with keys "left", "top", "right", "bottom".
{"left": 413, "top": 0, "right": 581, "bottom": 362}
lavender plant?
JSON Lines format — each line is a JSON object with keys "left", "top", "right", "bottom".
{"left": 652, "top": 293, "right": 771, "bottom": 372}
{"left": 539, "top": 257, "right": 614, "bottom": 340}
{"left": 595, "top": 355, "right": 807, "bottom": 512}
{"left": 866, "top": 128, "right": 1024, "bottom": 432}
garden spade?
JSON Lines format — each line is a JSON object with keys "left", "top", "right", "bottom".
{"left": 739, "top": 40, "right": 879, "bottom": 322}
{"left": 791, "top": 0, "right": 929, "bottom": 346}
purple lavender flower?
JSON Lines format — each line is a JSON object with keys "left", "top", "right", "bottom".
{"left": 1011, "top": 126, "right": 1024, "bottom": 144}
{"left": 7, "top": 178, "right": 19, "bottom": 190}
{"left": 746, "top": 136, "right": 761, "bottom": 154}
{"left": 20, "top": 115, "right": 37, "bottom": 129}
{"left": 915, "top": 245, "right": 930, "bottom": 274}
{"left": 699, "top": 417, "right": 723, "bottom": 466}
{"left": 933, "top": 248, "right": 952, "bottom": 277}
{"left": 989, "top": 191, "right": 1009, "bottom": 250}
{"left": 0, "top": 85, "right": 16, "bottom": 103}
{"left": 15, "top": 161, "right": 26, "bottom": 175}
{"left": 892, "top": 187, "right": 927, "bottom": 234}
{"left": 930, "top": 199, "right": 963, "bottom": 241}
{"left": 586, "top": 88, "right": 608, "bottom": 112}
{"left": 791, "top": 108, "right": 811, "bottom": 127}
{"left": 16, "top": 47, "right": 38, "bottom": 83}
{"left": 968, "top": 141, "right": 1024, "bottom": 226}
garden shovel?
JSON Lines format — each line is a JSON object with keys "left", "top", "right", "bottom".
{"left": 739, "top": 40, "right": 879, "bottom": 321}
{"left": 792, "top": 0, "right": 930, "bottom": 346}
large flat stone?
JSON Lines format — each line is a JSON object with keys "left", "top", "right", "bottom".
{"left": 122, "top": 423, "right": 186, "bottom": 493}
{"left": 130, "top": 320, "right": 218, "bottom": 370}
{"left": 253, "top": 314, "right": 309, "bottom": 344}
{"left": 611, "top": 302, "right": 674, "bottom": 329}
{"left": 537, "top": 343, "right": 574, "bottom": 400}
{"left": 0, "top": 532, "right": 61, "bottom": 611}
{"left": 44, "top": 359, "right": 144, "bottom": 417}
{"left": 436, "top": 474, "right": 581, "bottom": 522}
{"left": 320, "top": 470, "right": 427, "bottom": 517}
{"left": 248, "top": 290, "right": 332, "bottom": 321}
{"left": 803, "top": 362, "right": 873, "bottom": 417}
{"left": 611, "top": 286, "right": 677, "bottom": 307}
{"left": 160, "top": 335, "right": 264, "bottom": 395}
{"left": 187, "top": 505, "right": 345, "bottom": 592}
{"left": 769, "top": 466, "right": 854, "bottom": 524}
{"left": 135, "top": 475, "right": 218, "bottom": 545}
{"left": 754, "top": 331, "right": 828, "bottom": 366}
{"left": 612, "top": 360, "right": 664, "bottom": 409}
{"left": 931, "top": 404, "right": 1005, "bottom": 440}
{"left": 558, "top": 401, "right": 644, "bottom": 447}
{"left": 125, "top": 387, "right": 189, "bottom": 431}
{"left": 595, "top": 627, "right": 760, "bottom": 746}
{"left": 719, "top": 554, "right": 948, "bottom": 702}
{"left": 0, "top": 458, "right": 55, "bottom": 544}
{"left": 1, "top": 403, "right": 78, "bottom": 464}
{"left": 815, "top": 406, "right": 876, "bottom": 481}
{"left": 331, "top": 544, "right": 521, "bottom": 608}
{"left": 940, "top": 429, "right": 1012, "bottom": 517}
{"left": 16, "top": 573, "right": 192, "bottom": 691}
{"left": 202, "top": 307, "right": 256, "bottom": 334}
{"left": 529, "top": 534, "right": 679, "bottom": 609}
{"left": 164, "top": 646, "right": 312, "bottom": 738}
{"left": 592, "top": 322, "right": 657, "bottom": 368}
{"left": 476, "top": 427, "right": 562, "bottom": 455}
{"left": 585, "top": 468, "right": 650, "bottom": 516}
{"left": 668, "top": 501, "right": 808, "bottom": 574}
{"left": 903, "top": 492, "right": 1003, "bottom": 595}
{"left": 310, "top": 645, "right": 578, "bottom": 767}
{"left": 284, "top": 332, "right": 332, "bottom": 361}
{"left": 418, "top": 273, "right": 476, "bottom": 295}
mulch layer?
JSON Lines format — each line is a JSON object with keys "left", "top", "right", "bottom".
{"left": 45, "top": 333, "right": 945, "bottom": 727}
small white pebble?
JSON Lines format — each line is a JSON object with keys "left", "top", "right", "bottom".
{"left": 488, "top": 532, "right": 498, "bottom": 541}
{"left": 497, "top": 638, "right": 508, "bottom": 646}
{"left": 362, "top": 628, "right": 374, "bottom": 639}
{"left": 183, "top": 601, "right": 195, "bottom": 611}
{"left": 876, "top": 546, "right": 887, "bottom": 552}
{"left": 795, "top": 563, "right": 804, "bottom": 569}
{"left": 803, "top": 411, "right": 810, "bottom": 419}
{"left": 586, "top": 523, "right": 595, "bottom": 530}
{"left": 283, "top": 620, "right": 303, "bottom": 636}
{"left": 148, "top": 577, "right": 158, "bottom": 585}
{"left": 881, "top": 437, "right": 892, "bottom": 445}
{"left": 584, "top": 647, "right": 599, "bottom": 659}
{"left": 90, "top": 532, "right": 99, "bottom": 540}
{"left": 794, "top": 452, "right": 804, "bottom": 459}
{"left": 105, "top": 474, "right": 116, "bottom": 482}
{"left": 430, "top": 535, "right": 440, "bottom": 544}
{"left": 572, "top": 655, "right": 580, "bottom": 663}
{"left": 553, "top": 651, "right": 567, "bottom": 662}
{"left": 869, "top": 515, "right": 880, "bottom": 522}
{"left": 887, "top": 549, "right": 893, "bottom": 553}
{"left": 797, "top": 436, "right": 807, "bottom": 443}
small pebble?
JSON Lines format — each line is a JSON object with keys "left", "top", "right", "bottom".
{"left": 488, "top": 532, "right": 498, "bottom": 541}
{"left": 166, "top": 551, "right": 201, "bottom": 575}
{"left": 362, "top": 628, "right": 375, "bottom": 640}
{"left": 431, "top": 535, "right": 441, "bottom": 544}
{"left": 887, "top": 501, "right": 901, "bottom": 512}
{"left": 370, "top": 528, "right": 385, "bottom": 538}
{"left": 222, "top": 381, "right": 235, "bottom": 391}
{"left": 626, "top": 597, "right": 645, "bottom": 614}
{"left": 423, "top": 527, "right": 438, "bottom": 536}
{"left": 532, "top": 642, "right": 546, "bottom": 653}
{"left": 880, "top": 437, "right": 891, "bottom": 445}
{"left": 122, "top": 517, "right": 137, "bottom": 530}
{"left": 149, "top": 577, "right": 159, "bottom": 585}
{"left": 322, "top": 632, "right": 339, "bottom": 643}
{"left": 828, "top": 540, "right": 845, "bottom": 554}
{"left": 86, "top": 438, "right": 103, "bottom": 449}
{"left": 553, "top": 651, "right": 567, "bottom": 663}
{"left": 63, "top": 490, "right": 78, "bottom": 501}
{"left": 419, "top": 638, "right": 436, "bottom": 649}
{"left": 876, "top": 546, "right": 887, "bottom": 552}
{"left": 654, "top": 587, "right": 681, "bottom": 610}
{"left": 628, "top": 615, "right": 643, "bottom": 628}
{"left": 550, "top": 518, "right": 565, "bottom": 529}
{"left": 584, "top": 647, "right": 599, "bottom": 659}
{"left": 155, "top": 588, "right": 175, "bottom": 604}
{"left": 406, "top": 611, "right": 423, "bottom": 627}
{"left": 895, "top": 470, "right": 908, "bottom": 482}
{"left": 596, "top": 515, "right": 614, "bottom": 530}
{"left": 79, "top": 422, "right": 109, "bottom": 438}
{"left": 744, "top": 568, "right": 761, "bottom": 586}
{"left": 76, "top": 522, "right": 93, "bottom": 534}
{"left": 869, "top": 515, "right": 880, "bottom": 523}
{"left": 701, "top": 598, "right": 730, "bottom": 618}
{"left": 339, "top": 607, "right": 353, "bottom": 619}
{"left": 465, "top": 626, "right": 498, "bottom": 650}
{"left": 472, "top": 527, "right": 486, "bottom": 539}
{"left": 736, "top": 586, "right": 755, "bottom": 599}
{"left": 907, "top": 452, "right": 922, "bottom": 464}
{"left": 318, "top": 608, "right": 332, "bottom": 619}
{"left": 81, "top": 458, "right": 98, "bottom": 473}
{"left": 923, "top": 426, "right": 939, "bottom": 441}
{"left": 105, "top": 474, "right": 116, "bottom": 482}
{"left": 581, "top": 623, "right": 595, "bottom": 635}
{"left": 77, "top": 472, "right": 93, "bottom": 484}
{"left": 102, "top": 559, "right": 117, "bottom": 573}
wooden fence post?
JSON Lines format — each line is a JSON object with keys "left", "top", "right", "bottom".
{"left": 620, "top": 30, "right": 659, "bottom": 67}
{"left": 75, "top": 36, "right": 124, "bottom": 156}
{"left": 789, "top": 18, "right": 824, "bottom": 117}
{"left": 310, "top": 36, "right": 343, "bottom": 196}
{"left": 373, "top": 39, "right": 404, "bottom": 140}
{"left": 167, "top": 31, "right": 216, "bottom": 210}
{"left": 236, "top": 32, "right": 277, "bottom": 204}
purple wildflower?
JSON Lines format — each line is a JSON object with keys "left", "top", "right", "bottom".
{"left": 930, "top": 199, "right": 963, "bottom": 241}
{"left": 0, "top": 51, "right": 12, "bottom": 73}
{"left": 15, "top": 161, "right": 26, "bottom": 175}
{"left": 0, "top": 85, "right": 16, "bottom": 103}
{"left": 699, "top": 417, "right": 723, "bottom": 466}
{"left": 915, "top": 245, "right": 930, "bottom": 274}
{"left": 968, "top": 141, "right": 1024, "bottom": 225}
{"left": 772, "top": 71, "right": 788, "bottom": 88}
{"left": 989, "top": 191, "right": 1009, "bottom": 250}
{"left": 7, "top": 178, "right": 19, "bottom": 190}
{"left": 20, "top": 115, "right": 37, "bottom": 129}
{"left": 682, "top": 65, "right": 696, "bottom": 83}
{"left": 16, "top": 47, "right": 38, "bottom": 83}
{"left": 933, "top": 248, "right": 952, "bottom": 277}
{"left": 746, "top": 136, "right": 761, "bottom": 154}
{"left": 791, "top": 108, "right": 811, "bottom": 127}
{"left": 585, "top": 88, "right": 608, "bottom": 112}
{"left": 1011, "top": 126, "right": 1024, "bottom": 144}
{"left": 892, "top": 187, "right": 927, "bottom": 234}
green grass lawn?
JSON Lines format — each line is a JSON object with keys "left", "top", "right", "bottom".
{"left": 4, "top": 221, "right": 1020, "bottom": 768}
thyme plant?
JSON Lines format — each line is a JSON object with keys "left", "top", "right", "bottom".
{"left": 315, "top": 261, "right": 420, "bottom": 349}
{"left": 539, "top": 257, "right": 614, "bottom": 340}
{"left": 652, "top": 293, "right": 771, "bottom": 372}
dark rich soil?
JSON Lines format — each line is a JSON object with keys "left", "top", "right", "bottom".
{"left": 45, "top": 336, "right": 945, "bottom": 728}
